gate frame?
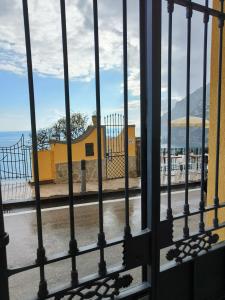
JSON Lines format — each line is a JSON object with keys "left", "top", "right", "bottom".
{"left": 142, "top": 1, "right": 162, "bottom": 298}
{"left": 0, "top": 183, "right": 9, "bottom": 300}
{"left": 2, "top": 1, "right": 225, "bottom": 300}
{"left": 0, "top": 0, "right": 161, "bottom": 298}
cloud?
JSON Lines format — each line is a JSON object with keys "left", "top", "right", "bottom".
{"left": 0, "top": 0, "right": 139, "bottom": 82}
{"left": 0, "top": 0, "right": 213, "bottom": 127}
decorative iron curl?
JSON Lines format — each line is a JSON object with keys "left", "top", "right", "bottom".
{"left": 55, "top": 274, "right": 133, "bottom": 300}
{"left": 166, "top": 232, "right": 219, "bottom": 263}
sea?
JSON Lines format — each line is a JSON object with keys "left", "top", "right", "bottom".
{"left": 0, "top": 131, "right": 174, "bottom": 149}
{"left": 0, "top": 131, "right": 31, "bottom": 147}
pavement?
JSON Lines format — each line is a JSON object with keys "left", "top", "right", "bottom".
{"left": 4, "top": 188, "right": 202, "bottom": 300}
{"left": 1, "top": 171, "right": 201, "bottom": 203}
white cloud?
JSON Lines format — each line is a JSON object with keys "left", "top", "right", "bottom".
{"left": 0, "top": 0, "right": 140, "bottom": 87}
{"left": 0, "top": 0, "right": 212, "bottom": 133}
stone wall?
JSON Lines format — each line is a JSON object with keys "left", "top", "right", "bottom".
{"left": 55, "top": 156, "right": 137, "bottom": 183}
{"left": 55, "top": 160, "right": 106, "bottom": 183}
{"left": 128, "top": 156, "right": 137, "bottom": 178}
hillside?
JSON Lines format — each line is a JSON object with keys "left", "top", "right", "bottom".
{"left": 161, "top": 84, "right": 210, "bottom": 147}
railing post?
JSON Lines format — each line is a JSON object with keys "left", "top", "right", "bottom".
{"left": 0, "top": 184, "right": 10, "bottom": 300}
{"left": 140, "top": 0, "right": 162, "bottom": 299}
{"left": 80, "top": 160, "right": 86, "bottom": 193}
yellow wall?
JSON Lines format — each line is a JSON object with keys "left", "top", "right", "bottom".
{"left": 37, "top": 125, "right": 136, "bottom": 182}
{"left": 36, "top": 150, "right": 55, "bottom": 182}
{"left": 128, "top": 126, "right": 136, "bottom": 156}
{"left": 51, "top": 127, "right": 105, "bottom": 164}
{"left": 207, "top": 0, "right": 225, "bottom": 239}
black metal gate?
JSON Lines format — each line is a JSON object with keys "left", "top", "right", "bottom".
{"left": 104, "top": 114, "right": 125, "bottom": 179}
{"left": 1, "top": 1, "right": 225, "bottom": 300}
{"left": 0, "top": 134, "right": 32, "bottom": 181}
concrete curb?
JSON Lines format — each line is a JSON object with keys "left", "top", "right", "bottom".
{"left": 3, "top": 181, "right": 200, "bottom": 211}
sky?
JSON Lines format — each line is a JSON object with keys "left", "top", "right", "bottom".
{"left": 0, "top": 0, "right": 212, "bottom": 133}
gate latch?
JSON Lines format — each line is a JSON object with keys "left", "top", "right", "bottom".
{"left": 123, "top": 229, "right": 151, "bottom": 269}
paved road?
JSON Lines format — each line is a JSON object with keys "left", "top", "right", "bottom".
{"left": 4, "top": 188, "right": 201, "bottom": 299}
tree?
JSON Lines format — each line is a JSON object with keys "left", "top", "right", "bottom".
{"left": 36, "top": 113, "right": 88, "bottom": 150}
{"left": 36, "top": 128, "right": 52, "bottom": 150}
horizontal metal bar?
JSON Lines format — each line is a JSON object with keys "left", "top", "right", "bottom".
{"left": 173, "top": 221, "right": 225, "bottom": 245}
{"left": 34, "top": 265, "right": 129, "bottom": 300}
{"left": 44, "top": 269, "right": 151, "bottom": 300}
{"left": 8, "top": 229, "right": 149, "bottom": 277}
{"left": 170, "top": 201, "right": 225, "bottom": 221}
{"left": 117, "top": 282, "right": 151, "bottom": 299}
{"left": 8, "top": 235, "right": 124, "bottom": 277}
{"left": 174, "top": 0, "right": 225, "bottom": 18}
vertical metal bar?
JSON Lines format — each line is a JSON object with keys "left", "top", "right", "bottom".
{"left": 93, "top": 0, "right": 107, "bottom": 276}
{"left": 22, "top": 0, "right": 48, "bottom": 297}
{"left": 123, "top": 0, "right": 132, "bottom": 239}
{"left": 60, "top": 0, "right": 78, "bottom": 285}
{"left": 22, "top": 135, "right": 26, "bottom": 178}
{"left": 108, "top": 116, "right": 110, "bottom": 156}
{"left": 139, "top": 0, "right": 147, "bottom": 281}
{"left": 17, "top": 140, "right": 22, "bottom": 179}
{"left": 183, "top": 0, "right": 192, "bottom": 239}
{"left": 104, "top": 116, "right": 106, "bottom": 152}
{"left": 105, "top": 116, "right": 108, "bottom": 179}
{"left": 6, "top": 148, "right": 10, "bottom": 179}
{"left": 110, "top": 114, "right": 112, "bottom": 155}
{"left": 144, "top": 0, "right": 162, "bottom": 299}
{"left": 2, "top": 149, "right": 6, "bottom": 180}
{"left": 167, "top": 0, "right": 174, "bottom": 220}
{"left": 0, "top": 183, "right": 9, "bottom": 300}
{"left": 199, "top": 0, "right": 209, "bottom": 233}
{"left": 116, "top": 114, "right": 120, "bottom": 154}
{"left": 24, "top": 145, "right": 28, "bottom": 180}
{"left": 29, "top": 147, "right": 32, "bottom": 179}
{"left": 214, "top": 0, "right": 224, "bottom": 228}
{"left": 118, "top": 115, "right": 119, "bottom": 153}
{"left": 115, "top": 114, "right": 117, "bottom": 153}
{"left": 0, "top": 154, "right": 1, "bottom": 180}
{"left": 112, "top": 114, "right": 114, "bottom": 154}
{"left": 118, "top": 114, "right": 120, "bottom": 152}
{"left": 121, "top": 114, "right": 123, "bottom": 153}
{"left": 9, "top": 146, "right": 14, "bottom": 179}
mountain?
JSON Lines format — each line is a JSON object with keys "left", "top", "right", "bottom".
{"left": 161, "top": 84, "right": 210, "bottom": 147}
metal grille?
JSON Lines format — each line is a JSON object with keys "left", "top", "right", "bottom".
{"left": 104, "top": 114, "right": 125, "bottom": 179}
{"left": 0, "top": 1, "right": 225, "bottom": 300}
{"left": 0, "top": 1, "right": 152, "bottom": 299}
{"left": 163, "top": 0, "right": 224, "bottom": 262}
{"left": 0, "top": 135, "right": 32, "bottom": 181}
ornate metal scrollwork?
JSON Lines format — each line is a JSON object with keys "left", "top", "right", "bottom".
{"left": 55, "top": 274, "right": 133, "bottom": 300}
{"left": 166, "top": 232, "right": 219, "bottom": 263}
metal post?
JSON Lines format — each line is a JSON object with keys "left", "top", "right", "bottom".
{"left": 80, "top": 160, "right": 86, "bottom": 193}
{"left": 22, "top": 0, "right": 48, "bottom": 296}
{"left": 139, "top": 0, "right": 147, "bottom": 281}
{"left": 93, "top": 0, "right": 107, "bottom": 276}
{"left": 123, "top": 0, "right": 132, "bottom": 240}
{"left": 60, "top": 0, "right": 78, "bottom": 284}
{"left": 0, "top": 183, "right": 10, "bottom": 300}
{"left": 141, "top": 0, "right": 162, "bottom": 299}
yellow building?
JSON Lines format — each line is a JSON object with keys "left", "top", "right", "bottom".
{"left": 207, "top": 0, "right": 225, "bottom": 239}
{"left": 36, "top": 117, "right": 137, "bottom": 183}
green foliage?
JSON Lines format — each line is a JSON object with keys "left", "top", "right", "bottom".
{"left": 36, "top": 113, "right": 88, "bottom": 150}
{"left": 36, "top": 128, "right": 52, "bottom": 150}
